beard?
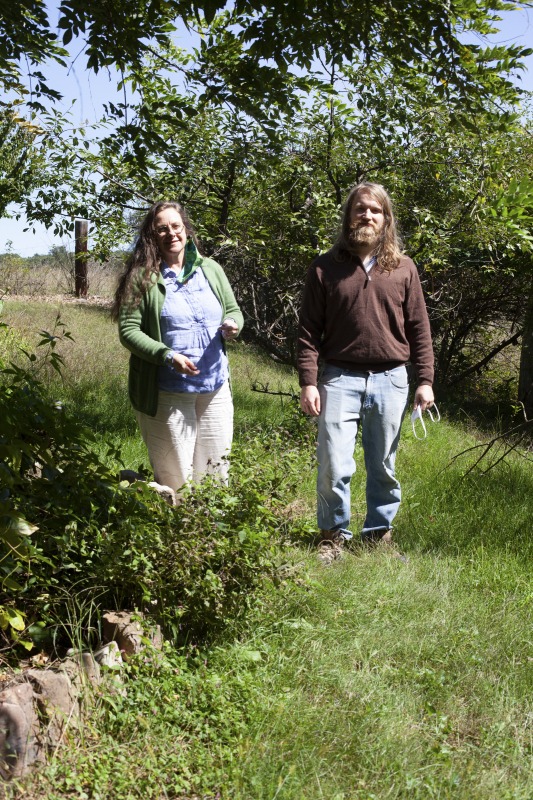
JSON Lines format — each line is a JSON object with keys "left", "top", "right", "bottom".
{"left": 348, "top": 222, "right": 382, "bottom": 249}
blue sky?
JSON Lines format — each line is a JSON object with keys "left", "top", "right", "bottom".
{"left": 1, "top": 5, "right": 532, "bottom": 256}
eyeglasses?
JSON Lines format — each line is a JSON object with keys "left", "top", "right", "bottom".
{"left": 155, "top": 223, "right": 185, "bottom": 236}
{"left": 411, "top": 404, "right": 440, "bottom": 440}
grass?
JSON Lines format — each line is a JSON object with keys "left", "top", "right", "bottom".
{"left": 226, "top": 548, "right": 531, "bottom": 799}
{"left": 221, "top": 417, "right": 532, "bottom": 798}
{"left": 1, "top": 298, "right": 532, "bottom": 799}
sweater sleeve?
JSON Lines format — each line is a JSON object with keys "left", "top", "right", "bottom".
{"left": 203, "top": 260, "right": 244, "bottom": 333}
{"left": 403, "top": 262, "right": 434, "bottom": 385}
{"left": 297, "top": 263, "right": 326, "bottom": 387}
{"left": 118, "top": 284, "right": 170, "bottom": 366}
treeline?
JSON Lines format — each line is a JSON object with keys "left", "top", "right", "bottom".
{"left": 0, "top": 246, "right": 127, "bottom": 268}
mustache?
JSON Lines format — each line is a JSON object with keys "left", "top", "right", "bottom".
{"left": 349, "top": 224, "right": 381, "bottom": 236}
{"left": 351, "top": 220, "right": 376, "bottom": 229}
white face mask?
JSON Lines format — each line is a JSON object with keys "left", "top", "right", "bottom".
{"left": 411, "top": 403, "right": 440, "bottom": 440}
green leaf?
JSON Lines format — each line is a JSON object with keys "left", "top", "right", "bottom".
{"left": 1, "top": 576, "right": 24, "bottom": 592}
{"left": 237, "top": 649, "right": 263, "bottom": 662}
{"left": 0, "top": 606, "right": 25, "bottom": 631}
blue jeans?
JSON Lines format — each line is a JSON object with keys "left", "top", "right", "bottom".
{"left": 317, "top": 365, "right": 409, "bottom": 538}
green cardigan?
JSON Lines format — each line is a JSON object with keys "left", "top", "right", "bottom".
{"left": 119, "top": 257, "right": 244, "bottom": 416}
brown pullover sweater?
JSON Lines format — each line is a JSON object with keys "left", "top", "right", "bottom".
{"left": 297, "top": 251, "right": 434, "bottom": 387}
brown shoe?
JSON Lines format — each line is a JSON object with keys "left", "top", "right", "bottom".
{"left": 318, "top": 529, "right": 345, "bottom": 544}
{"left": 316, "top": 529, "right": 344, "bottom": 565}
{"left": 362, "top": 529, "right": 392, "bottom": 545}
{"left": 362, "top": 529, "right": 408, "bottom": 562}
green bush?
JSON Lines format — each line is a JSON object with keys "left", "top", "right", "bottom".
{"left": 0, "top": 320, "right": 308, "bottom": 651}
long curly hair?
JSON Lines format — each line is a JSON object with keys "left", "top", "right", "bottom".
{"left": 111, "top": 201, "right": 199, "bottom": 321}
{"left": 333, "top": 182, "right": 403, "bottom": 272}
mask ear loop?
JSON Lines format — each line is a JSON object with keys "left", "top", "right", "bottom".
{"left": 411, "top": 406, "right": 427, "bottom": 439}
{"left": 427, "top": 403, "right": 440, "bottom": 423}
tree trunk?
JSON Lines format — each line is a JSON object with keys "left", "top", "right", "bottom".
{"left": 518, "top": 276, "right": 533, "bottom": 420}
{"left": 218, "top": 160, "right": 236, "bottom": 237}
{"left": 74, "top": 219, "right": 88, "bottom": 299}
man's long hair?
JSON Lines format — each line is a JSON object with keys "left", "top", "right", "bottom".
{"left": 111, "top": 201, "right": 199, "bottom": 321}
{"left": 333, "top": 182, "right": 403, "bottom": 272}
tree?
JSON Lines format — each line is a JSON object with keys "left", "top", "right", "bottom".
{"left": 3, "top": 1, "right": 533, "bottom": 411}
{"left": 519, "top": 285, "right": 533, "bottom": 419}
{"left": 5, "top": 3, "right": 532, "bottom": 250}
{"left": 0, "top": 110, "right": 43, "bottom": 216}
{"left": 2, "top": 1, "right": 531, "bottom": 118}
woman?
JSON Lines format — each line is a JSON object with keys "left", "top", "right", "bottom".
{"left": 112, "top": 201, "right": 243, "bottom": 490}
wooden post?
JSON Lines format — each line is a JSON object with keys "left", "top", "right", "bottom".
{"left": 74, "top": 219, "right": 89, "bottom": 298}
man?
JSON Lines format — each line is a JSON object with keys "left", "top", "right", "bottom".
{"left": 297, "top": 182, "right": 434, "bottom": 561}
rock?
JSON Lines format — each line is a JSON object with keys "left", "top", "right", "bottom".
{"left": 94, "top": 641, "right": 123, "bottom": 668}
{"left": 62, "top": 652, "right": 101, "bottom": 687}
{"left": 0, "top": 607, "right": 164, "bottom": 781}
{"left": 0, "top": 682, "right": 42, "bottom": 779}
{"left": 92, "top": 644, "right": 126, "bottom": 697}
{"left": 79, "top": 652, "right": 101, "bottom": 685}
{"left": 25, "top": 669, "right": 79, "bottom": 747}
{"left": 102, "top": 611, "right": 143, "bottom": 657}
{"left": 102, "top": 611, "right": 162, "bottom": 658}
{"left": 0, "top": 668, "right": 80, "bottom": 780}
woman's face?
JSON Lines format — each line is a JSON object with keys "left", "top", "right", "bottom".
{"left": 154, "top": 207, "right": 187, "bottom": 266}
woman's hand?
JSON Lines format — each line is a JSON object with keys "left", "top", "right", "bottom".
{"left": 220, "top": 319, "right": 239, "bottom": 340}
{"left": 171, "top": 353, "right": 200, "bottom": 375}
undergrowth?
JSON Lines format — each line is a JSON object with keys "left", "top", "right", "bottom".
{"left": 9, "top": 644, "right": 254, "bottom": 799}
{"left": 0, "top": 316, "right": 312, "bottom": 652}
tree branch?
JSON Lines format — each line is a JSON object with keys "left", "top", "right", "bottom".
{"left": 448, "top": 403, "right": 533, "bottom": 476}
{"left": 449, "top": 329, "right": 522, "bottom": 386}
{"left": 251, "top": 382, "right": 298, "bottom": 399}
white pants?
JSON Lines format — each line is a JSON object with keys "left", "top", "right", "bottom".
{"left": 136, "top": 381, "right": 233, "bottom": 490}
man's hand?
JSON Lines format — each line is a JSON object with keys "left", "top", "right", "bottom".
{"left": 300, "top": 385, "right": 321, "bottom": 416}
{"left": 413, "top": 384, "right": 434, "bottom": 412}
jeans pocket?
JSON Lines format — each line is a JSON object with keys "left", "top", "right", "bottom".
{"left": 320, "top": 365, "right": 344, "bottom": 385}
{"left": 389, "top": 367, "right": 408, "bottom": 390}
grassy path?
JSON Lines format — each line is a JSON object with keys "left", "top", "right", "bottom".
{"left": 225, "top": 419, "right": 532, "bottom": 799}
{"left": 226, "top": 544, "right": 531, "bottom": 799}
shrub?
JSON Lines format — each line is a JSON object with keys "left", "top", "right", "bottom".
{"left": 0, "top": 318, "right": 308, "bottom": 651}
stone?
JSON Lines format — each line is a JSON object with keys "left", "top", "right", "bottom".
{"left": 0, "top": 682, "right": 42, "bottom": 779}
{"left": 25, "top": 669, "right": 79, "bottom": 747}
{"left": 61, "top": 652, "right": 101, "bottom": 688}
{"left": 79, "top": 652, "right": 101, "bottom": 685}
{"left": 0, "top": 614, "right": 157, "bottom": 781}
{"left": 102, "top": 611, "right": 162, "bottom": 658}
{"left": 0, "top": 668, "right": 80, "bottom": 779}
{"left": 94, "top": 641, "right": 123, "bottom": 668}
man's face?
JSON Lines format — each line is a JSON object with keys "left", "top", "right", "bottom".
{"left": 349, "top": 192, "right": 385, "bottom": 248}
